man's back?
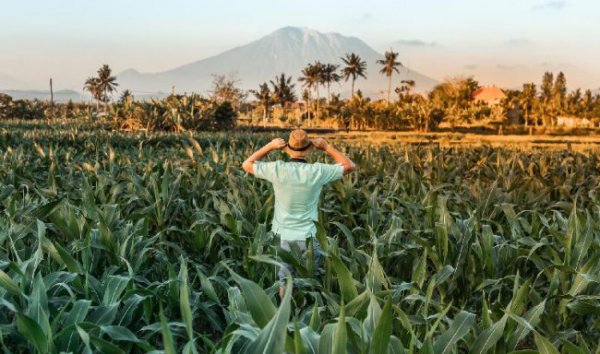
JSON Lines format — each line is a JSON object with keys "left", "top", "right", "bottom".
{"left": 254, "top": 160, "right": 344, "bottom": 241}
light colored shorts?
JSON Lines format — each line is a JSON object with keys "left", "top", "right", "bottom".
{"left": 277, "top": 238, "right": 322, "bottom": 282}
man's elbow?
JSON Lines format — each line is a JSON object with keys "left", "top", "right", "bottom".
{"left": 343, "top": 161, "right": 356, "bottom": 174}
{"left": 242, "top": 160, "right": 254, "bottom": 174}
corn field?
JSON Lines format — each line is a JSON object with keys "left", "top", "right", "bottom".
{"left": 0, "top": 119, "right": 599, "bottom": 353}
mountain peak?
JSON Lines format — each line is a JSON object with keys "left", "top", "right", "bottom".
{"left": 118, "top": 27, "right": 439, "bottom": 96}
{"left": 272, "top": 26, "right": 324, "bottom": 35}
{"left": 268, "top": 26, "right": 350, "bottom": 42}
{"left": 119, "top": 68, "right": 140, "bottom": 76}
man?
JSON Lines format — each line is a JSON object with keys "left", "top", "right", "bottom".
{"left": 242, "top": 129, "right": 355, "bottom": 298}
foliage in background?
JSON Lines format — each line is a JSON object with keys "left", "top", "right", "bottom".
{"left": 4, "top": 57, "right": 600, "bottom": 133}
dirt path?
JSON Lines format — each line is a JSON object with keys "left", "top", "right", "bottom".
{"left": 314, "top": 131, "right": 600, "bottom": 151}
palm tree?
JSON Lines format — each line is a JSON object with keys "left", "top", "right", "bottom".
{"left": 322, "top": 63, "right": 340, "bottom": 104}
{"left": 340, "top": 53, "right": 367, "bottom": 98}
{"left": 301, "top": 88, "right": 310, "bottom": 125}
{"left": 520, "top": 83, "right": 537, "bottom": 127}
{"left": 298, "top": 63, "right": 321, "bottom": 124}
{"left": 401, "top": 80, "right": 415, "bottom": 94}
{"left": 119, "top": 89, "right": 133, "bottom": 104}
{"left": 312, "top": 61, "right": 325, "bottom": 121}
{"left": 377, "top": 50, "right": 403, "bottom": 104}
{"left": 582, "top": 89, "right": 594, "bottom": 118}
{"left": 84, "top": 77, "right": 102, "bottom": 111}
{"left": 96, "top": 64, "right": 119, "bottom": 114}
{"left": 270, "top": 73, "right": 296, "bottom": 119}
{"left": 250, "top": 82, "right": 271, "bottom": 127}
{"left": 395, "top": 79, "right": 416, "bottom": 101}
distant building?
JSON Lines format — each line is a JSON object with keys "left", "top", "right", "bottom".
{"left": 556, "top": 116, "right": 593, "bottom": 128}
{"left": 289, "top": 101, "right": 305, "bottom": 110}
{"left": 473, "top": 86, "right": 506, "bottom": 106}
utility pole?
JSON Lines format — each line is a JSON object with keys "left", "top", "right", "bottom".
{"left": 49, "top": 78, "right": 54, "bottom": 119}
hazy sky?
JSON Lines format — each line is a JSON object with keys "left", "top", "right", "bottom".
{"left": 1, "top": 0, "right": 599, "bottom": 90}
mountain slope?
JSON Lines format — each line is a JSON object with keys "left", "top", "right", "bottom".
{"left": 0, "top": 73, "right": 25, "bottom": 90}
{"left": 119, "top": 27, "right": 439, "bottom": 97}
{"left": 0, "top": 89, "right": 85, "bottom": 102}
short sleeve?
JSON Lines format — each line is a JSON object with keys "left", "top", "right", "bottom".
{"left": 253, "top": 161, "right": 276, "bottom": 182}
{"left": 316, "top": 163, "right": 344, "bottom": 185}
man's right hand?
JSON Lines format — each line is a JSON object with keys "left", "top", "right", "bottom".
{"left": 312, "top": 138, "right": 329, "bottom": 151}
{"left": 314, "top": 138, "right": 355, "bottom": 174}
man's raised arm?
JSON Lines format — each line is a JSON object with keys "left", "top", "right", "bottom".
{"left": 313, "top": 138, "right": 356, "bottom": 174}
{"left": 242, "top": 138, "right": 287, "bottom": 174}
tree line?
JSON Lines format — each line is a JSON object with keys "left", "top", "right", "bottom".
{"left": 1, "top": 51, "right": 599, "bottom": 132}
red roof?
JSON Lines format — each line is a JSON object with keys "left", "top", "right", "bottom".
{"left": 473, "top": 86, "right": 506, "bottom": 101}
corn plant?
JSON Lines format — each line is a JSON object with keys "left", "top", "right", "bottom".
{"left": 0, "top": 118, "right": 599, "bottom": 353}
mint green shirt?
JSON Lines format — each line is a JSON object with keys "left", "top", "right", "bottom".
{"left": 254, "top": 160, "right": 344, "bottom": 241}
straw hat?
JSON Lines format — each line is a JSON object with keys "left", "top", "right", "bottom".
{"left": 284, "top": 129, "right": 315, "bottom": 157}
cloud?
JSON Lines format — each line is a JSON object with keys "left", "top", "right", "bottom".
{"left": 502, "top": 38, "right": 532, "bottom": 47}
{"left": 392, "top": 39, "right": 438, "bottom": 47}
{"left": 497, "top": 64, "right": 525, "bottom": 70}
{"left": 532, "top": 0, "right": 568, "bottom": 10}
{"left": 464, "top": 64, "right": 478, "bottom": 70}
{"left": 357, "top": 12, "right": 372, "bottom": 21}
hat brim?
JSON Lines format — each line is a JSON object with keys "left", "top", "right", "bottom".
{"left": 284, "top": 141, "right": 315, "bottom": 157}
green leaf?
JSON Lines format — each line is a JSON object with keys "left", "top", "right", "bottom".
{"left": 102, "top": 275, "right": 130, "bottom": 305}
{"left": 560, "top": 338, "right": 588, "bottom": 354}
{"left": 294, "top": 320, "right": 308, "bottom": 354}
{"left": 99, "top": 325, "right": 138, "bottom": 342}
{"left": 481, "top": 295, "right": 492, "bottom": 330}
{"left": 179, "top": 259, "right": 195, "bottom": 342}
{"left": 27, "top": 273, "right": 52, "bottom": 344}
{"left": 411, "top": 248, "right": 428, "bottom": 290}
{"left": 197, "top": 267, "right": 220, "bottom": 304}
{"left": 17, "top": 313, "right": 48, "bottom": 354}
{"left": 243, "top": 266, "right": 293, "bottom": 354}
{"left": 117, "top": 294, "right": 146, "bottom": 327}
{"left": 55, "top": 242, "right": 83, "bottom": 274}
{"left": 567, "top": 300, "right": 600, "bottom": 316}
{"left": 564, "top": 202, "right": 579, "bottom": 266}
{"left": 506, "top": 300, "right": 546, "bottom": 350}
{"left": 364, "top": 292, "right": 382, "bottom": 338}
{"left": 160, "top": 306, "right": 177, "bottom": 354}
{"left": 508, "top": 277, "right": 531, "bottom": 316}
{"left": 365, "top": 249, "right": 389, "bottom": 291}
{"left": 309, "top": 304, "right": 320, "bottom": 331}
{"left": 90, "top": 335, "right": 126, "bottom": 354}
{"left": 421, "top": 337, "right": 435, "bottom": 354}
{"left": 344, "top": 290, "right": 370, "bottom": 318}
{"left": 331, "top": 254, "right": 358, "bottom": 302}
{"left": 534, "top": 331, "right": 560, "bottom": 354}
{"left": 318, "top": 324, "right": 337, "bottom": 354}
{"left": 432, "top": 311, "right": 476, "bottom": 354}
{"left": 300, "top": 327, "right": 321, "bottom": 354}
{"left": 0, "top": 268, "right": 21, "bottom": 296}
{"left": 369, "top": 298, "right": 393, "bottom": 354}
{"left": 76, "top": 325, "right": 94, "bottom": 354}
{"left": 332, "top": 302, "right": 347, "bottom": 354}
{"left": 470, "top": 313, "right": 508, "bottom": 353}
{"left": 88, "top": 304, "right": 118, "bottom": 326}
{"left": 59, "top": 300, "right": 92, "bottom": 352}
{"left": 226, "top": 265, "right": 276, "bottom": 328}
